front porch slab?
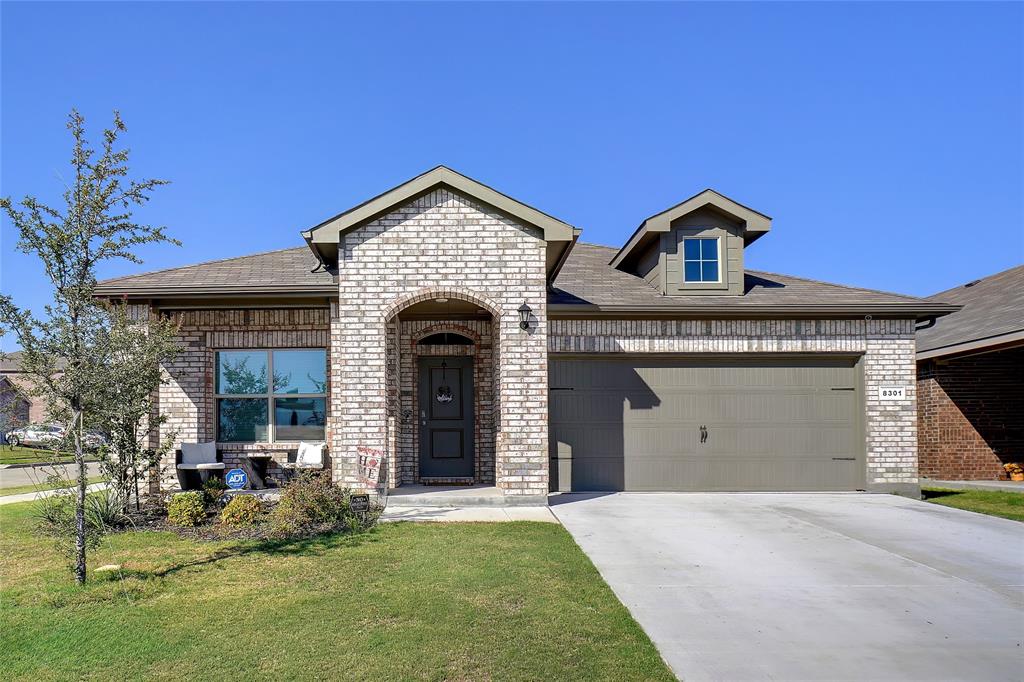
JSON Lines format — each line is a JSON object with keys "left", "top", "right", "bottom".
{"left": 387, "top": 484, "right": 545, "bottom": 508}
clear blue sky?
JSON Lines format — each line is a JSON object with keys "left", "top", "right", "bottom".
{"left": 2, "top": 2, "right": 1022, "bottom": 351}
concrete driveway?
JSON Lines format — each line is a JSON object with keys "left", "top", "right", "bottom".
{"left": 552, "top": 493, "right": 1024, "bottom": 681}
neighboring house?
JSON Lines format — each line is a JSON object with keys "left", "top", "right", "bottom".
{"left": 916, "top": 265, "right": 1024, "bottom": 480}
{"left": 94, "top": 166, "right": 955, "bottom": 501}
{"left": 0, "top": 375, "right": 31, "bottom": 441}
{"left": 0, "top": 351, "right": 49, "bottom": 427}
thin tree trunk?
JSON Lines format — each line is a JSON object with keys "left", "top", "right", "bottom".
{"left": 74, "top": 408, "right": 87, "bottom": 585}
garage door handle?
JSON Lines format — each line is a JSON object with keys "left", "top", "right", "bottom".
{"left": 700, "top": 425, "right": 708, "bottom": 444}
{"left": 832, "top": 457, "right": 855, "bottom": 461}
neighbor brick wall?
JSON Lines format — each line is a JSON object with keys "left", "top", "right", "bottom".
{"left": 330, "top": 188, "right": 548, "bottom": 500}
{"left": 154, "top": 307, "right": 331, "bottom": 488}
{"left": 917, "top": 346, "right": 1024, "bottom": 480}
{"left": 548, "top": 318, "right": 919, "bottom": 492}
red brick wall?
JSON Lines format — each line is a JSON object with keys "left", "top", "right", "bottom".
{"left": 917, "top": 346, "right": 1024, "bottom": 480}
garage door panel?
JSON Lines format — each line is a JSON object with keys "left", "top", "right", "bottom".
{"left": 549, "top": 356, "right": 864, "bottom": 492}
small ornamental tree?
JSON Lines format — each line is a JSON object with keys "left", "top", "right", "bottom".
{"left": 0, "top": 110, "right": 177, "bottom": 583}
{"left": 94, "top": 304, "right": 182, "bottom": 514}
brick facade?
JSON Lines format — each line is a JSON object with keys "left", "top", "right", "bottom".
{"left": 549, "top": 318, "right": 920, "bottom": 493}
{"left": 917, "top": 346, "right": 1024, "bottom": 480}
{"left": 138, "top": 197, "right": 926, "bottom": 499}
{"left": 154, "top": 307, "right": 331, "bottom": 488}
{"left": 330, "top": 188, "right": 549, "bottom": 501}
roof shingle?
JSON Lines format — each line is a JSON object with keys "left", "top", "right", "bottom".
{"left": 96, "top": 241, "right": 953, "bottom": 317}
{"left": 916, "top": 265, "right": 1024, "bottom": 356}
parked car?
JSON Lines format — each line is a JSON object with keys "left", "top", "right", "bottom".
{"left": 4, "top": 423, "right": 66, "bottom": 448}
{"left": 83, "top": 430, "right": 109, "bottom": 451}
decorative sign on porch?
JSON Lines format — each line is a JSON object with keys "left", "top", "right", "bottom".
{"left": 350, "top": 494, "right": 370, "bottom": 513}
{"left": 225, "top": 468, "right": 248, "bottom": 490}
{"left": 877, "top": 386, "right": 908, "bottom": 401}
{"left": 357, "top": 445, "right": 385, "bottom": 487}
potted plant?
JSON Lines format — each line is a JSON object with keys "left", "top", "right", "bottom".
{"left": 1003, "top": 463, "right": 1024, "bottom": 482}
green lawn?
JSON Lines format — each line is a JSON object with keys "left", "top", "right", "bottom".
{"left": 0, "top": 502, "right": 673, "bottom": 681}
{"left": 922, "top": 486, "right": 1024, "bottom": 522}
{"left": 0, "top": 446, "right": 95, "bottom": 466}
{"left": 0, "top": 476, "right": 107, "bottom": 497}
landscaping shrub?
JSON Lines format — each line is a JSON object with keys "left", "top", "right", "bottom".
{"left": 201, "top": 477, "right": 229, "bottom": 508}
{"left": 268, "top": 471, "right": 368, "bottom": 536}
{"left": 167, "top": 491, "right": 206, "bottom": 527}
{"left": 86, "top": 489, "right": 132, "bottom": 531}
{"left": 220, "top": 495, "right": 262, "bottom": 526}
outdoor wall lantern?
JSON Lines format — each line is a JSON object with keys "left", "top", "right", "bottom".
{"left": 518, "top": 303, "right": 532, "bottom": 330}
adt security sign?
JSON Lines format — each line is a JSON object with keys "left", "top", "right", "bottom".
{"left": 225, "top": 468, "right": 248, "bottom": 490}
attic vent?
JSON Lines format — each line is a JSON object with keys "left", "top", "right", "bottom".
{"left": 964, "top": 279, "right": 981, "bottom": 288}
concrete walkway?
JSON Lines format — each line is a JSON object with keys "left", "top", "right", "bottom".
{"left": 924, "top": 478, "right": 1024, "bottom": 493}
{"left": 553, "top": 492, "right": 1024, "bottom": 682}
{"left": 381, "top": 505, "right": 557, "bottom": 522}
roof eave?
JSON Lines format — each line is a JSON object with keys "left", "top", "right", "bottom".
{"left": 94, "top": 285, "right": 338, "bottom": 299}
{"left": 917, "top": 328, "right": 1024, "bottom": 361}
{"left": 549, "top": 302, "right": 960, "bottom": 321}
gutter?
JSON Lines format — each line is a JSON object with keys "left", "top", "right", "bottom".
{"left": 548, "top": 302, "right": 961, "bottom": 321}
{"left": 94, "top": 285, "right": 338, "bottom": 298}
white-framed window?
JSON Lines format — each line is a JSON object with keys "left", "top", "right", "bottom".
{"left": 683, "top": 237, "right": 721, "bottom": 283}
{"left": 215, "top": 349, "right": 327, "bottom": 442}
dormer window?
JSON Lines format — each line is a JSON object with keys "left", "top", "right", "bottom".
{"left": 683, "top": 238, "right": 720, "bottom": 283}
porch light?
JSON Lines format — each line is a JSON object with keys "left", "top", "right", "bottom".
{"left": 518, "top": 303, "right": 532, "bottom": 330}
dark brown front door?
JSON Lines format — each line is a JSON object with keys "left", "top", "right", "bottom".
{"left": 418, "top": 356, "right": 475, "bottom": 479}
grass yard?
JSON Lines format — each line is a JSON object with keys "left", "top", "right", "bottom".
{"left": 922, "top": 486, "right": 1024, "bottom": 522}
{"left": 0, "top": 446, "right": 93, "bottom": 466}
{"left": 0, "top": 501, "right": 674, "bottom": 681}
{"left": 0, "top": 476, "right": 107, "bottom": 497}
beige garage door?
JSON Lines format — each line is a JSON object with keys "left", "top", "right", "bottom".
{"left": 549, "top": 356, "right": 864, "bottom": 492}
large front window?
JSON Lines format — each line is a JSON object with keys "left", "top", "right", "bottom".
{"left": 683, "top": 237, "right": 720, "bottom": 283}
{"left": 215, "top": 349, "right": 327, "bottom": 442}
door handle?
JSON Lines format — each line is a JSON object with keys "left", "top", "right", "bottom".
{"left": 699, "top": 425, "right": 708, "bottom": 444}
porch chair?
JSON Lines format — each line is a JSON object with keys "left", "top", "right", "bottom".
{"left": 281, "top": 441, "right": 327, "bottom": 480}
{"left": 175, "top": 442, "right": 225, "bottom": 490}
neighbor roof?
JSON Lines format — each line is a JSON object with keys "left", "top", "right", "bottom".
{"left": 916, "top": 264, "right": 1024, "bottom": 360}
{"left": 94, "top": 247, "right": 335, "bottom": 298}
{"left": 610, "top": 189, "right": 772, "bottom": 270}
{"left": 553, "top": 243, "right": 957, "bottom": 318}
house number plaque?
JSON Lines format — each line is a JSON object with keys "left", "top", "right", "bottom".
{"left": 877, "top": 386, "right": 907, "bottom": 401}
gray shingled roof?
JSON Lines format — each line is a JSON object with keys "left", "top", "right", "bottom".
{"left": 551, "top": 243, "right": 950, "bottom": 315}
{"left": 916, "top": 264, "right": 1024, "bottom": 357}
{"left": 95, "top": 247, "right": 334, "bottom": 296}
{"left": 95, "top": 241, "right": 952, "bottom": 317}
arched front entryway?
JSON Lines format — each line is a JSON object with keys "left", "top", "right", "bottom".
{"left": 384, "top": 290, "right": 500, "bottom": 486}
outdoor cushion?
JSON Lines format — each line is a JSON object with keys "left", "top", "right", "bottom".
{"left": 177, "top": 461, "right": 225, "bottom": 471}
{"left": 180, "top": 441, "right": 217, "bottom": 465}
{"left": 295, "top": 441, "right": 325, "bottom": 468}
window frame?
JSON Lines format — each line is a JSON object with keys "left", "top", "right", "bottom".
{"left": 682, "top": 237, "right": 722, "bottom": 284}
{"left": 214, "top": 348, "right": 328, "bottom": 443}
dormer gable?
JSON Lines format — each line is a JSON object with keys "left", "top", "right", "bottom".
{"left": 610, "top": 189, "right": 771, "bottom": 296}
